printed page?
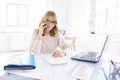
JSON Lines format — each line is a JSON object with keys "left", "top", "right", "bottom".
{"left": 66, "top": 63, "right": 108, "bottom": 80}
{"left": 71, "top": 65, "right": 95, "bottom": 80}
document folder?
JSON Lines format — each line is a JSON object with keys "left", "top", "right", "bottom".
{"left": 4, "top": 54, "right": 36, "bottom": 70}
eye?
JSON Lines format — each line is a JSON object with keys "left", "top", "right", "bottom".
{"left": 47, "top": 19, "right": 57, "bottom": 24}
{"left": 51, "top": 21, "right": 57, "bottom": 24}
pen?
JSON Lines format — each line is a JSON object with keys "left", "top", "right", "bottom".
{"left": 110, "top": 60, "right": 115, "bottom": 66}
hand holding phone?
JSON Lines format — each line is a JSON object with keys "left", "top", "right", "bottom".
{"left": 40, "top": 21, "right": 47, "bottom": 27}
{"left": 37, "top": 22, "right": 47, "bottom": 39}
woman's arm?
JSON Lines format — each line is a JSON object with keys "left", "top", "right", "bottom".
{"left": 37, "top": 22, "right": 47, "bottom": 40}
{"left": 52, "top": 35, "right": 72, "bottom": 57}
{"left": 29, "top": 22, "right": 47, "bottom": 54}
{"left": 29, "top": 30, "right": 42, "bottom": 54}
{"left": 58, "top": 35, "right": 72, "bottom": 50}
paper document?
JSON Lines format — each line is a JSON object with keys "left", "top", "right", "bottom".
{"left": 71, "top": 65, "right": 94, "bottom": 80}
{"left": 66, "top": 63, "right": 108, "bottom": 80}
{"left": 0, "top": 72, "right": 41, "bottom": 80}
{"left": 43, "top": 54, "right": 68, "bottom": 65}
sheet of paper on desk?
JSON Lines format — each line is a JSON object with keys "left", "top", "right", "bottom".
{"left": 66, "top": 63, "right": 108, "bottom": 80}
{"left": 43, "top": 54, "right": 68, "bottom": 65}
{"left": 71, "top": 65, "right": 94, "bottom": 80}
{"left": 0, "top": 72, "right": 41, "bottom": 80}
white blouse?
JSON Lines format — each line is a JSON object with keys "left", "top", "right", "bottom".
{"left": 29, "top": 30, "right": 71, "bottom": 54}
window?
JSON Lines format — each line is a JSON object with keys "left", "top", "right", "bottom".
{"left": 93, "top": 0, "right": 120, "bottom": 35}
{"left": 7, "top": 3, "right": 28, "bottom": 27}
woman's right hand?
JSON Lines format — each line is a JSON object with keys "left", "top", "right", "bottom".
{"left": 37, "top": 22, "right": 47, "bottom": 39}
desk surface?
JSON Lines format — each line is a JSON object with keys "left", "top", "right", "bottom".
{"left": 0, "top": 51, "right": 120, "bottom": 80}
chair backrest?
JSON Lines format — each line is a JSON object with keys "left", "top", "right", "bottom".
{"left": 64, "top": 36, "right": 76, "bottom": 51}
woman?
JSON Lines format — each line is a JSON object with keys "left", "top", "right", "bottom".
{"left": 29, "top": 11, "right": 71, "bottom": 57}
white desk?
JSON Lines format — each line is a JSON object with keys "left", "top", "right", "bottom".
{"left": 0, "top": 51, "right": 120, "bottom": 80}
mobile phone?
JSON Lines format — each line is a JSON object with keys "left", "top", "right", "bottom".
{"left": 43, "top": 24, "right": 47, "bottom": 27}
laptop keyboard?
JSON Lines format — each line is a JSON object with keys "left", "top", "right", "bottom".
{"left": 80, "top": 52, "right": 98, "bottom": 59}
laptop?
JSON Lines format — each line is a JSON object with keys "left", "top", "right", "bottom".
{"left": 71, "top": 35, "right": 109, "bottom": 63}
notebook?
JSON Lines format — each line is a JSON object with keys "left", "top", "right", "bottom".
{"left": 71, "top": 35, "right": 109, "bottom": 63}
{"left": 4, "top": 54, "right": 36, "bottom": 70}
{"left": 43, "top": 54, "right": 68, "bottom": 65}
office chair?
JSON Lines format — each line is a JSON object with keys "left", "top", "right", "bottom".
{"left": 64, "top": 36, "right": 76, "bottom": 51}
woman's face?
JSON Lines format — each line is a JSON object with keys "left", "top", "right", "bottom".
{"left": 45, "top": 17, "right": 56, "bottom": 31}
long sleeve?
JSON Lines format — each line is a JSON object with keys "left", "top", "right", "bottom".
{"left": 29, "top": 30, "right": 42, "bottom": 54}
{"left": 57, "top": 35, "right": 72, "bottom": 54}
{"left": 29, "top": 31, "right": 72, "bottom": 55}
{"left": 58, "top": 35, "right": 70, "bottom": 49}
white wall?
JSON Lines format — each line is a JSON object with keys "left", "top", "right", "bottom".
{"left": 0, "top": 0, "right": 48, "bottom": 32}
{"left": 48, "top": 0, "right": 91, "bottom": 36}
{"left": 0, "top": 0, "right": 48, "bottom": 52}
{"left": 0, "top": 33, "right": 30, "bottom": 52}
{"left": 67, "top": 0, "right": 91, "bottom": 36}
{"left": 105, "top": 36, "right": 120, "bottom": 56}
{"left": 47, "top": 0, "right": 68, "bottom": 31}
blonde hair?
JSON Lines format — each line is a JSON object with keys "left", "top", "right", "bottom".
{"left": 37, "top": 11, "right": 59, "bottom": 36}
